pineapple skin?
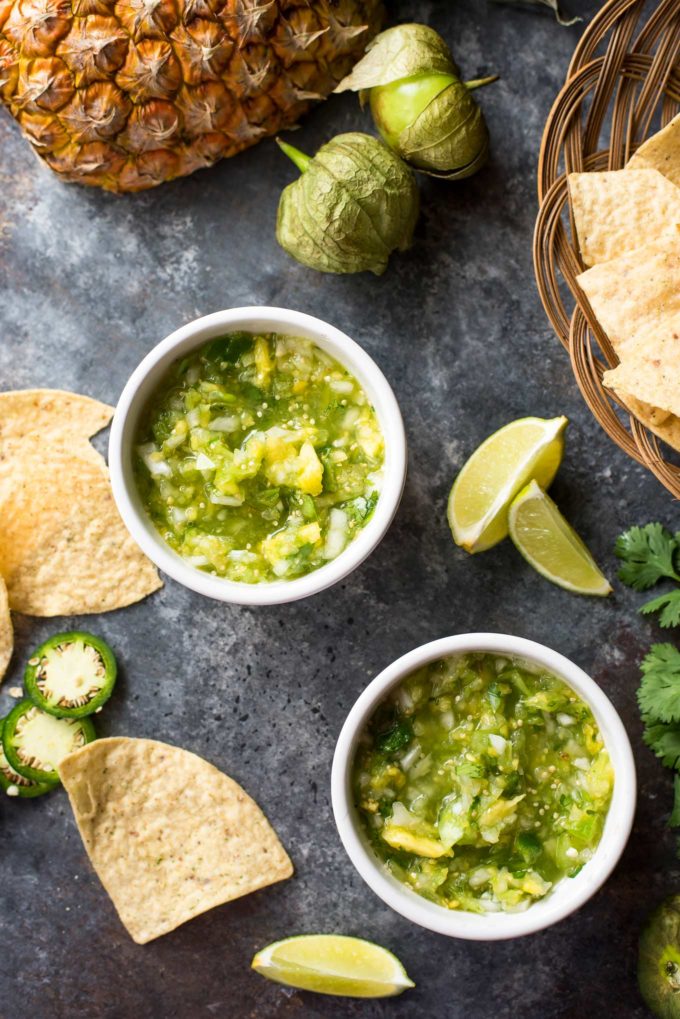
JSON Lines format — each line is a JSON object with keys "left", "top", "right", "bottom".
{"left": 0, "top": 0, "right": 383, "bottom": 192}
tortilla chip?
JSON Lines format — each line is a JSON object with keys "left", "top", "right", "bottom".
{"left": 569, "top": 170, "right": 680, "bottom": 266}
{"left": 0, "top": 449, "right": 162, "bottom": 615}
{"left": 577, "top": 238, "right": 680, "bottom": 451}
{"left": 576, "top": 235, "right": 680, "bottom": 351}
{"left": 627, "top": 113, "right": 680, "bottom": 187}
{"left": 59, "top": 738, "right": 293, "bottom": 944}
{"left": 0, "top": 389, "right": 112, "bottom": 451}
{"left": 603, "top": 315, "right": 680, "bottom": 418}
{"left": 608, "top": 392, "right": 680, "bottom": 453}
{"left": 0, "top": 576, "right": 12, "bottom": 683}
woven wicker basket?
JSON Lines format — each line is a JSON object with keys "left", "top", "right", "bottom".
{"left": 534, "top": 0, "right": 680, "bottom": 498}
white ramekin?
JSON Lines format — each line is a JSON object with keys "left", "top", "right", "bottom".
{"left": 331, "top": 633, "right": 636, "bottom": 940}
{"left": 108, "top": 307, "right": 406, "bottom": 606}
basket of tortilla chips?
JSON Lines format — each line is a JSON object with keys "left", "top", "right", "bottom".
{"left": 534, "top": 0, "right": 680, "bottom": 497}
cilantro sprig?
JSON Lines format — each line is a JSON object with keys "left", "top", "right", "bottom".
{"left": 616, "top": 524, "right": 680, "bottom": 625}
{"left": 638, "top": 646, "right": 680, "bottom": 827}
{"left": 617, "top": 524, "right": 680, "bottom": 833}
{"left": 638, "top": 645, "right": 680, "bottom": 723}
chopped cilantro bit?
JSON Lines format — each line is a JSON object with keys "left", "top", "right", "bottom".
{"left": 376, "top": 720, "right": 413, "bottom": 754}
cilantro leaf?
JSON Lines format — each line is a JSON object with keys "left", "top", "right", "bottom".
{"left": 641, "top": 590, "right": 680, "bottom": 628}
{"left": 670, "top": 774, "right": 680, "bottom": 828}
{"left": 615, "top": 524, "right": 680, "bottom": 591}
{"left": 643, "top": 721, "right": 680, "bottom": 769}
{"left": 638, "top": 644, "right": 680, "bottom": 722}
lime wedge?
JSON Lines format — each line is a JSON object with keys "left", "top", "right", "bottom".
{"left": 508, "top": 480, "right": 612, "bottom": 596}
{"left": 448, "top": 416, "right": 568, "bottom": 553}
{"left": 251, "top": 934, "right": 415, "bottom": 998}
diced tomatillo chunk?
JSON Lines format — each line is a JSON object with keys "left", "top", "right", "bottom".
{"left": 2, "top": 700, "right": 96, "bottom": 784}
{"left": 0, "top": 718, "right": 55, "bottom": 798}
{"left": 24, "top": 632, "right": 117, "bottom": 718}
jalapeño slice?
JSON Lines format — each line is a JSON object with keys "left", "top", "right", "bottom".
{"left": 0, "top": 718, "right": 55, "bottom": 798}
{"left": 24, "top": 631, "right": 117, "bottom": 718}
{"left": 2, "top": 700, "right": 96, "bottom": 784}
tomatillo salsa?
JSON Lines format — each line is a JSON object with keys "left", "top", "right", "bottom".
{"left": 134, "top": 332, "right": 385, "bottom": 584}
{"left": 353, "top": 652, "right": 614, "bottom": 914}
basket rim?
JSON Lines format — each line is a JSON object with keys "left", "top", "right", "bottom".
{"left": 534, "top": 0, "right": 680, "bottom": 499}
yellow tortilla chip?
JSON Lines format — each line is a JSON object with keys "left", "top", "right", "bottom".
{"left": 577, "top": 238, "right": 680, "bottom": 451}
{"left": 0, "top": 576, "right": 12, "bottom": 683}
{"left": 576, "top": 235, "right": 680, "bottom": 351}
{"left": 0, "top": 448, "right": 161, "bottom": 615}
{"left": 59, "top": 738, "right": 293, "bottom": 944}
{"left": 627, "top": 113, "right": 680, "bottom": 187}
{"left": 569, "top": 170, "right": 680, "bottom": 266}
{"left": 608, "top": 392, "right": 680, "bottom": 453}
{"left": 0, "top": 389, "right": 112, "bottom": 452}
{"left": 603, "top": 316, "right": 680, "bottom": 418}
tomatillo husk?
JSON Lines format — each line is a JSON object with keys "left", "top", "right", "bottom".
{"left": 276, "top": 132, "right": 419, "bottom": 276}
{"left": 336, "top": 24, "right": 497, "bottom": 180}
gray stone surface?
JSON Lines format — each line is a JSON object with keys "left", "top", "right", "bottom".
{"left": 0, "top": 1, "right": 675, "bottom": 1016}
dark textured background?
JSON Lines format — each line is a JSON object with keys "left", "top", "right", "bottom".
{"left": 0, "top": 1, "right": 673, "bottom": 1016}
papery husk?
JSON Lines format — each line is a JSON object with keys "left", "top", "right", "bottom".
{"left": 394, "top": 79, "right": 490, "bottom": 178}
{"left": 334, "top": 23, "right": 457, "bottom": 93}
{"left": 276, "top": 132, "right": 419, "bottom": 275}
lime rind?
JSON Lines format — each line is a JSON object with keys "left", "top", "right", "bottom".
{"left": 448, "top": 416, "right": 568, "bottom": 553}
{"left": 251, "top": 934, "right": 414, "bottom": 998}
{"left": 508, "top": 480, "right": 611, "bottom": 596}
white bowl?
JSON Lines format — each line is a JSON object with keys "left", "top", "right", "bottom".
{"left": 331, "top": 633, "right": 636, "bottom": 940}
{"left": 109, "top": 307, "right": 406, "bottom": 606}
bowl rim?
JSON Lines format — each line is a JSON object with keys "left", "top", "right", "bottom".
{"left": 331, "top": 632, "right": 637, "bottom": 940}
{"left": 108, "top": 306, "right": 407, "bottom": 606}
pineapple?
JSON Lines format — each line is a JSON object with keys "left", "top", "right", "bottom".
{"left": 0, "top": 0, "right": 383, "bottom": 192}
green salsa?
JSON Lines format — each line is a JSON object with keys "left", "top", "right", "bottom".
{"left": 134, "top": 332, "right": 384, "bottom": 584}
{"left": 353, "top": 652, "right": 614, "bottom": 914}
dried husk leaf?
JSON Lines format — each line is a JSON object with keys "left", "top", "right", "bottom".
{"left": 490, "top": 0, "right": 581, "bottom": 28}
{"left": 334, "top": 23, "right": 456, "bottom": 93}
{"left": 276, "top": 132, "right": 419, "bottom": 275}
{"left": 0, "top": 575, "right": 12, "bottom": 684}
{"left": 59, "top": 737, "right": 293, "bottom": 944}
{"left": 398, "top": 79, "right": 489, "bottom": 177}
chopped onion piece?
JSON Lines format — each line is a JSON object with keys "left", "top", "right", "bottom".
{"left": 488, "top": 734, "right": 508, "bottom": 755}
{"left": 185, "top": 555, "right": 209, "bottom": 566}
{"left": 209, "top": 415, "right": 241, "bottom": 432}
{"left": 557, "top": 712, "right": 576, "bottom": 726}
{"left": 209, "top": 491, "right": 243, "bottom": 506}
{"left": 137, "top": 445, "right": 172, "bottom": 477}
{"left": 323, "top": 508, "right": 348, "bottom": 560}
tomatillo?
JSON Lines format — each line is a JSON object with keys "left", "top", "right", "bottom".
{"left": 336, "top": 23, "right": 497, "bottom": 180}
{"left": 276, "top": 132, "right": 419, "bottom": 275}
